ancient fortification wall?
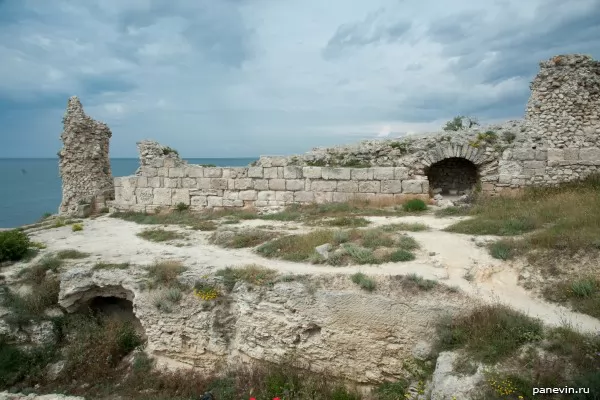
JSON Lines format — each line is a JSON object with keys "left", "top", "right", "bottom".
{"left": 58, "top": 96, "right": 113, "bottom": 216}
{"left": 61, "top": 54, "right": 599, "bottom": 213}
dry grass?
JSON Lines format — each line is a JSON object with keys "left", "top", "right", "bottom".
{"left": 209, "top": 229, "right": 278, "bottom": 248}
{"left": 137, "top": 228, "right": 186, "bottom": 242}
{"left": 145, "top": 260, "right": 187, "bottom": 289}
{"left": 216, "top": 264, "right": 279, "bottom": 291}
{"left": 257, "top": 230, "right": 335, "bottom": 261}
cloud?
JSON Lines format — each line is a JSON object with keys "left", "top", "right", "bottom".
{"left": 0, "top": 0, "right": 599, "bottom": 157}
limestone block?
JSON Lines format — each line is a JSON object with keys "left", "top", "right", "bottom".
{"left": 314, "top": 191, "right": 333, "bottom": 203}
{"left": 197, "top": 178, "right": 211, "bottom": 189}
{"left": 547, "top": 149, "right": 564, "bottom": 162}
{"left": 422, "top": 180, "right": 430, "bottom": 193}
{"left": 164, "top": 158, "right": 177, "bottom": 168}
{"left": 137, "top": 177, "right": 148, "bottom": 188}
{"left": 580, "top": 147, "right": 600, "bottom": 161}
{"left": 121, "top": 177, "right": 138, "bottom": 190}
{"left": 157, "top": 167, "right": 168, "bottom": 177}
{"left": 535, "top": 150, "right": 547, "bottom": 161}
{"left": 135, "top": 188, "right": 154, "bottom": 205}
{"left": 381, "top": 180, "right": 403, "bottom": 194}
{"left": 394, "top": 167, "right": 409, "bottom": 180}
{"left": 151, "top": 159, "right": 164, "bottom": 168}
{"left": 311, "top": 180, "right": 337, "bottom": 192}
{"left": 223, "top": 191, "right": 240, "bottom": 200}
{"left": 283, "top": 166, "right": 303, "bottom": 179}
{"left": 351, "top": 168, "right": 373, "bottom": 180}
{"left": 114, "top": 177, "right": 124, "bottom": 187}
{"left": 277, "top": 167, "right": 284, "bottom": 178}
{"left": 248, "top": 167, "right": 264, "bottom": 178}
{"left": 147, "top": 177, "right": 162, "bottom": 188}
{"left": 359, "top": 181, "right": 380, "bottom": 193}
{"left": 207, "top": 197, "right": 223, "bottom": 207}
{"left": 204, "top": 168, "right": 223, "bottom": 178}
{"left": 269, "top": 179, "right": 286, "bottom": 191}
{"left": 191, "top": 196, "right": 208, "bottom": 207}
{"left": 275, "top": 191, "right": 294, "bottom": 202}
{"left": 223, "top": 199, "right": 244, "bottom": 207}
{"left": 373, "top": 167, "right": 395, "bottom": 180}
{"left": 333, "top": 192, "right": 354, "bottom": 202}
{"left": 234, "top": 178, "right": 254, "bottom": 190}
{"left": 524, "top": 161, "right": 546, "bottom": 169}
{"left": 165, "top": 178, "right": 181, "bottom": 188}
{"left": 115, "top": 187, "right": 136, "bottom": 205}
{"left": 303, "top": 167, "right": 322, "bottom": 179}
{"left": 401, "top": 180, "right": 423, "bottom": 194}
{"left": 239, "top": 190, "right": 258, "bottom": 201}
{"left": 322, "top": 167, "right": 351, "bottom": 180}
{"left": 182, "top": 178, "right": 198, "bottom": 188}
{"left": 185, "top": 166, "right": 204, "bottom": 178}
{"left": 286, "top": 179, "right": 304, "bottom": 191}
{"left": 263, "top": 167, "right": 278, "bottom": 179}
{"left": 253, "top": 179, "right": 269, "bottom": 190}
{"left": 140, "top": 167, "right": 158, "bottom": 177}
{"left": 294, "top": 191, "right": 315, "bottom": 202}
{"left": 337, "top": 181, "right": 359, "bottom": 193}
{"left": 499, "top": 175, "right": 512, "bottom": 184}
{"left": 563, "top": 149, "right": 580, "bottom": 161}
{"left": 229, "top": 167, "right": 249, "bottom": 179}
{"left": 172, "top": 189, "right": 190, "bottom": 205}
{"left": 513, "top": 149, "right": 536, "bottom": 161}
{"left": 258, "top": 191, "right": 277, "bottom": 201}
{"left": 154, "top": 188, "right": 172, "bottom": 205}
{"left": 168, "top": 168, "right": 184, "bottom": 178}
{"left": 210, "top": 178, "right": 228, "bottom": 190}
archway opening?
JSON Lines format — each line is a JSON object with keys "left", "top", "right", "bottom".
{"left": 77, "top": 296, "right": 146, "bottom": 340}
{"left": 425, "top": 157, "right": 478, "bottom": 196}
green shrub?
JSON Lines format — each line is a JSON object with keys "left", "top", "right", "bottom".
{"left": 162, "top": 146, "right": 179, "bottom": 156}
{"left": 146, "top": 260, "right": 187, "bottom": 288}
{"left": 489, "top": 240, "right": 516, "bottom": 260}
{"left": 137, "top": 228, "right": 185, "bottom": 242}
{"left": 71, "top": 223, "right": 83, "bottom": 232}
{"left": 375, "top": 380, "right": 408, "bottom": 400}
{"left": 216, "top": 265, "right": 278, "bottom": 292}
{"left": 571, "top": 279, "right": 596, "bottom": 298}
{"left": 350, "top": 272, "right": 376, "bottom": 292}
{"left": 175, "top": 202, "right": 190, "bottom": 212}
{"left": 402, "top": 199, "right": 427, "bottom": 212}
{"left": 57, "top": 249, "right": 89, "bottom": 259}
{"left": 406, "top": 274, "right": 437, "bottom": 290}
{"left": 389, "top": 249, "right": 415, "bottom": 262}
{"left": 0, "top": 230, "right": 31, "bottom": 262}
{"left": 343, "top": 244, "right": 379, "bottom": 265}
{"left": 502, "top": 131, "right": 517, "bottom": 143}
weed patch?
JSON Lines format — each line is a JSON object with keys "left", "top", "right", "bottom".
{"left": 216, "top": 265, "right": 278, "bottom": 291}
{"left": 544, "top": 277, "right": 600, "bottom": 319}
{"left": 350, "top": 272, "right": 376, "bottom": 292}
{"left": 402, "top": 199, "right": 427, "bottom": 212}
{"left": 210, "top": 229, "right": 277, "bottom": 248}
{"left": 56, "top": 249, "right": 89, "bottom": 259}
{"left": 145, "top": 260, "right": 187, "bottom": 289}
{"left": 137, "top": 228, "right": 185, "bottom": 242}
{"left": 257, "top": 230, "right": 335, "bottom": 261}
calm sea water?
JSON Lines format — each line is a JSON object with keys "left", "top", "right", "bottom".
{"left": 0, "top": 158, "right": 257, "bottom": 229}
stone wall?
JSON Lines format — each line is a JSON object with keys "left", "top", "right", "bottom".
{"left": 111, "top": 159, "right": 429, "bottom": 213}
{"left": 58, "top": 97, "right": 113, "bottom": 216}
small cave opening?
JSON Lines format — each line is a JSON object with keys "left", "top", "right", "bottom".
{"left": 76, "top": 296, "right": 147, "bottom": 341}
{"left": 425, "top": 157, "right": 479, "bottom": 196}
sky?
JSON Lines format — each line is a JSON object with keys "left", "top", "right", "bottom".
{"left": 0, "top": 0, "right": 599, "bottom": 158}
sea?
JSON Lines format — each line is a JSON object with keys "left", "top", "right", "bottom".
{"left": 0, "top": 158, "right": 257, "bottom": 229}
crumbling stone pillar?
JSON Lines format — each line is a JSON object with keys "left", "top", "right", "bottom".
{"left": 58, "top": 96, "right": 114, "bottom": 217}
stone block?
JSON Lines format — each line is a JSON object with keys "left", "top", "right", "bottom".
{"left": 210, "top": 178, "right": 228, "bottom": 190}
{"left": 172, "top": 189, "right": 190, "bottom": 205}
{"left": 115, "top": 187, "right": 136, "bottom": 205}
{"left": 223, "top": 191, "right": 239, "bottom": 200}
{"left": 264, "top": 167, "right": 278, "bottom": 179}
{"left": 182, "top": 178, "right": 198, "bottom": 188}
{"left": 322, "top": 167, "right": 351, "bottom": 180}
{"left": 269, "top": 179, "right": 286, "bottom": 191}
{"left": 258, "top": 191, "right": 277, "bottom": 201}
{"left": 163, "top": 158, "right": 176, "bottom": 168}
{"left": 165, "top": 178, "right": 181, "bottom": 188}
{"left": 524, "top": 161, "right": 546, "bottom": 169}
{"left": 337, "top": 181, "right": 359, "bottom": 193}
{"left": 359, "top": 181, "right": 380, "bottom": 193}
{"left": 121, "top": 177, "right": 138, "bottom": 190}
{"left": 314, "top": 192, "right": 333, "bottom": 203}
{"left": 148, "top": 177, "right": 162, "bottom": 188}
{"left": 286, "top": 179, "right": 304, "bottom": 191}
{"left": 135, "top": 188, "right": 154, "bottom": 205}
{"left": 351, "top": 168, "right": 373, "bottom": 180}
{"left": 513, "top": 149, "right": 536, "bottom": 161}
{"left": 197, "top": 178, "right": 211, "bottom": 189}
{"left": 234, "top": 178, "right": 254, "bottom": 190}
{"left": 311, "top": 180, "right": 337, "bottom": 192}
{"left": 207, "top": 197, "right": 223, "bottom": 207}
{"left": 114, "top": 177, "right": 124, "bottom": 187}
{"left": 137, "top": 177, "right": 148, "bottom": 188}
{"left": 563, "top": 149, "right": 580, "bottom": 161}
{"left": 422, "top": 180, "right": 430, "bottom": 193}
{"left": 185, "top": 166, "right": 204, "bottom": 178}
{"left": 332, "top": 192, "right": 354, "bottom": 202}
{"left": 154, "top": 188, "right": 172, "bottom": 206}
{"left": 535, "top": 151, "right": 547, "bottom": 161}
{"left": 253, "top": 179, "right": 269, "bottom": 190}
{"left": 140, "top": 167, "right": 158, "bottom": 177}
{"left": 168, "top": 168, "right": 184, "bottom": 178}
{"left": 223, "top": 199, "right": 244, "bottom": 207}
{"left": 547, "top": 149, "right": 564, "bottom": 162}
{"left": 373, "top": 167, "right": 395, "bottom": 180}
{"left": 229, "top": 167, "right": 248, "bottom": 179}
{"left": 239, "top": 190, "right": 258, "bottom": 201}
{"left": 150, "top": 159, "right": 164, "bottom": 168}
{"left": 579, "top": 147, "right": 600, "bottom": 161}
{"left": 283, "top": 166, "right": 303, "bottom": 179}
{"left": 401, "top": 180, "right": 423, "bottom": 194}
{"left": 157, "top": 167, "right": 168, "bottom": 177}
{"left": 247, "top": 167, "right": 263, "bottom": 178}
{"left": 204, "top": 168, "right": 223, "bottom": 178}
{"left": 294, "top": 191, "right": 315, "bottom": 202}
{"left": 191, "top": 196, "right": 208, "bottom": 207}
{"left": 303, "top": 167, "right": 322, "bottom": 179}
{"left": 394, "top": 167, "right": 409, "bottom": 180}
{"left": 275, "top": 191, "right": 294, "bottom": 202}
{"left": 381, "top": 180, "right": 403, "bottom": 194}
{"left": 499, "top": 175, "right": 512, "bottom": 184}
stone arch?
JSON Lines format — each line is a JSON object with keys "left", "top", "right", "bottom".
{"left": 424, "top": 157, "right": 479, "bottom": 196}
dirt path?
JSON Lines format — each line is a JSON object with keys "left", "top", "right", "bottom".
{"left": 25, "top": 215, "right": 600, "bottom": 334}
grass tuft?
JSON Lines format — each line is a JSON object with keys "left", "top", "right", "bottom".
{"left": 137, "top": 228, "right": 185, "bottom": 242}
{"left": 350, "top": 272, "right": 376, "bottom": 292}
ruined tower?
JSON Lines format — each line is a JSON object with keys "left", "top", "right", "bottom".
{"left": 58, "top": 96, "right": 114, "bottom": 216}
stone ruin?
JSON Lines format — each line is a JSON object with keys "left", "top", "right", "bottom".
{"left": 57, "top": 54, "right": 600, "bottom": 213}
{"left": 58, "top": 96, "right": 113, "bottom": 217}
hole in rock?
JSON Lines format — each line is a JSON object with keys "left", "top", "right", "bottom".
{"left": 77, "top": 296, "right": 147, "bottom": 341}
{"left": 425, "top": 157, "right": 479, "bottom": 196}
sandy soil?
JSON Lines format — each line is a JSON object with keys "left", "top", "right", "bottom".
{"left": 22, "top": 214, "right": 600, "bottom": 334}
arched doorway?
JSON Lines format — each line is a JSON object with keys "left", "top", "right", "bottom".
{"left": 425, "top": 157, "right": 479, "bottom": 196}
